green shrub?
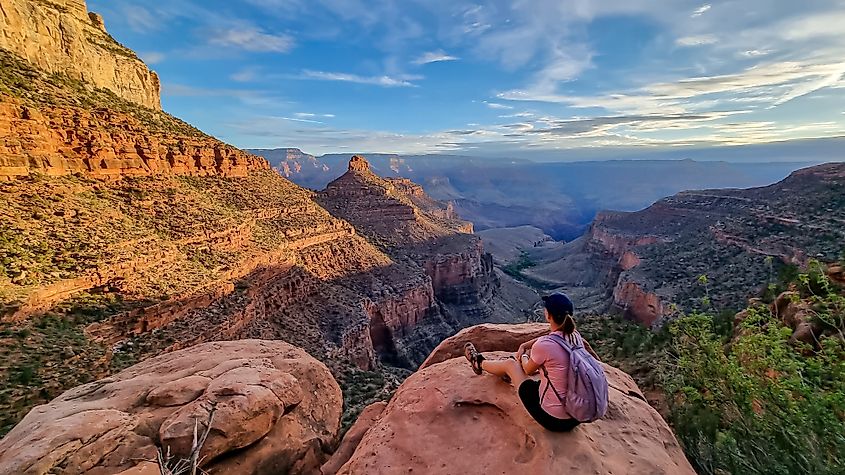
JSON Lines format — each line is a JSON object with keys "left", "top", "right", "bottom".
{"left": 665, "top": 292, "right": 845, "bottom": 474}
{"left": 502, "top": 251, "right": 536, "bottom": 278}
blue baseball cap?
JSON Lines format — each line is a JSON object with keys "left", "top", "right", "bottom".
{"left": 542, "top": 293, "right": 574, "bottom": 318}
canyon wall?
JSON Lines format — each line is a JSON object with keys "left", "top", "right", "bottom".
{"left": 0, "top": 0, "right": 161, "bottom": 109}
{"left": 0, "top": 98, "right": 268, "bottom": 180}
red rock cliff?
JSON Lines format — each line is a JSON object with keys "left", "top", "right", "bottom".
{"left": 0, "top": 0, "right": 161, "bottom": 109}
{"left": 0, "top": 98, "right": 269, "bottom": 180}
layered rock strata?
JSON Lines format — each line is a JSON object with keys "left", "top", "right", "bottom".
{"left": 0, "top": 62, "right": 268, "bottom": 179}
{"left": 0, "top": 0, "right": 161, "bottom": 109}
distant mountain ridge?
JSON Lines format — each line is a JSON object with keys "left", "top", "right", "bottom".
{"left": 249, "top": 147, "right": 813, "bottom": 240}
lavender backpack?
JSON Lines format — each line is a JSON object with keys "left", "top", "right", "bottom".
{"left": 541, "top": 333, "right": 609, "bottom": 422}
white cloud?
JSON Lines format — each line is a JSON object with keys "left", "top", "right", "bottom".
{"left": 295, "top": 112, "right": 336, "bottom": 118}
{"left": 739, "top": 49, "right": 773, "bottom": 58}
{"left": 209, "top": 27, "right": 294, "bottom": 53}
{"left": 676, "top": 35, "right": 718, "bottom": 47}
{"left": 782, "top": 11, "right": 845, "bottom": 41}
{"left": 483, "top": 101, "right": 513, "bottom": 110}
{"left": 498, "top": 60, "right": 845, "bottom": 115}
{"left": 301, "top": 70, "right": 420, "bottom": 87}
{"left": 691, "top": 4, "right": 711, "bottom": 18}
{"left": 139, "top": 51, "right": 165, "bottom": 65}
{"left": 499, "top": 111, "right": 535, "bottom": 118}
{"left": 122, "top": 5, "right": 160, "bottom": 32}
{"left": 770, "top": 63, "right": 845, "bottom": 106}
{"left": 412, "top": 50, "right": 459, "bottom": 65}
{"left": 275, "top": 115, "right": 325, "bottom": 124}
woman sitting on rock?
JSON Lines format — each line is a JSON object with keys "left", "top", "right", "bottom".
{"left": 464, "top": 293, "right": 606, "bottom": 432}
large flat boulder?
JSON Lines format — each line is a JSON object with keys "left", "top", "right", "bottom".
{"left": 334, "top": 324, "right": 694, "bottom": 475}
{"left": 420, "top": 322, "right": 549, "bottom": 368}
{"left": 0, "top": 340, "right": 342, "bottom": 475}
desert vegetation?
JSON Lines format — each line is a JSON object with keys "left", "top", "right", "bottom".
{"left": 584, "top": 258, "right": 845, "bottom": 474}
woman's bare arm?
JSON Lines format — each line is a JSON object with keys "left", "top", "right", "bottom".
{"left": 521, "top": 353, "right": 541, "bottom": 375}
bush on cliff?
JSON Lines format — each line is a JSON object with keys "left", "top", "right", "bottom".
{"left": 665, "top": 268, "right": 845, "bottom": 475}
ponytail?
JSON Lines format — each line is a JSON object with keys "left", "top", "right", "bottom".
{"left": 561, "top": 314, "right": 576, "bottom": 335}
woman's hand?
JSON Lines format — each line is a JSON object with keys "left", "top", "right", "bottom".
{"left": 515, "top": 342, "right": 528, "bottom": 360}
{"left": 515, "top": 337, "right": 539, "bottom": 360}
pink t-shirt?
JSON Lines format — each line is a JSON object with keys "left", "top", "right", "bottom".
{"left": 530, "top": 331, "right": 582, "bottom": 419}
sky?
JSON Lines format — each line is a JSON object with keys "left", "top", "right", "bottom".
{"left": 89, "top": 0, "right": 845, "bottom": 158}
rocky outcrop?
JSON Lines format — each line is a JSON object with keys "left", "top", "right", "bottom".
{"left": 320, "top": 401, "right": 387, "bottom": 475}
{"left": 318, "top": 155, "right": 473, "bottom": 245}
{"left": 0, "top": 340, "right": 342, "bottom": 475}
{"left": 419, "top": 322, "right": 550, "bottom": 368}
{"left": 610, "top": 281, "right": 665, "bottom": 327}
{"left": 316, "top": 156, "right": 532, "bottom": 367}
{"left": 734, "top": 290, "right": 834, "bottom": 348}
{"left": 331, "top": 324, "right": 695, "bottom": 475}
{"left": 0, "top": 0, "right": 161, "bottom": 109}
{"left": 0, "top": 97, "right": 269, "bottom": 180}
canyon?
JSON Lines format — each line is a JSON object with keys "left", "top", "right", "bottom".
{"left": 518, "top": 163, "right": 845, "bottom": 326}
{"left": 0, "top": 1, "right": 841, "bottom": 473}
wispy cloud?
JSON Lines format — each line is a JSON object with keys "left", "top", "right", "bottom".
{"left": 209, "top": 27, "right": 294, "bottom": 53}
{"left": 230, "top": 67, "right": 260, "bottom": 82}
{"left": 499, "top": 111, "right": 535, "bottom": 118}
{"left": 498, "top": 61, "right": 845, "bottom": 115}
{"left": 739, "top": 49, "right": 773, "bottom": 58}
{"left": 483, "top": 101, "right": 513, "bottom": 110}
{"left": 676, "top": 35, "right": 718, "bottom": 47}
{"left": 294, "top": 112, "right": 336, "bottom": 118}
{"left": 691, "top": 4, "right": 711, "bottom": 18}
{"left": 122, "top": 5, "right": 160, "bottom": 32}
{"left": 302, "top": 70, "right": 420, "bottom": 87}
{"left": 162, "top": 83, "right": 292, "bottom": 109}
{"left": 412, "top": 50, "right": 459, "bottom": 65}
{"left": 275, "top": 116, "right": 325, "bottom": 124}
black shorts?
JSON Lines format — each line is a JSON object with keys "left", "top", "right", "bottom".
{"left": 518, "top": 379, "right": 580, "bottom": 432}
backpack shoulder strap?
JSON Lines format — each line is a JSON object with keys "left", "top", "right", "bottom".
{"left": 539, "top": 333, "right": 578, "bottom": 404}
{"left": 547, "top": 332, "right": 583, "bottom": 351}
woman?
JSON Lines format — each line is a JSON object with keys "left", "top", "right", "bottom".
{"left": 464, "top": 293, "right": 600, "bottom": 432}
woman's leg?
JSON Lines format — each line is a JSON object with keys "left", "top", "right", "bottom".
{"left": 480, "top": 357, "right": 529, "bottom": 387}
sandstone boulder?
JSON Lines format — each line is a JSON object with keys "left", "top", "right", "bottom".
{"left": 334, "top": 324, "right": 695, "bottom": 475}
{"left": 321, "top": 401, "right": 388, "bottom": 475}
{"left": 0, "top": 340, "right": 342, "bottom": 475}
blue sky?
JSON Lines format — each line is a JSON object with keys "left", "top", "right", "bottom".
{"left": 89, "top": 0, "right": 845, "bottom": 157}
